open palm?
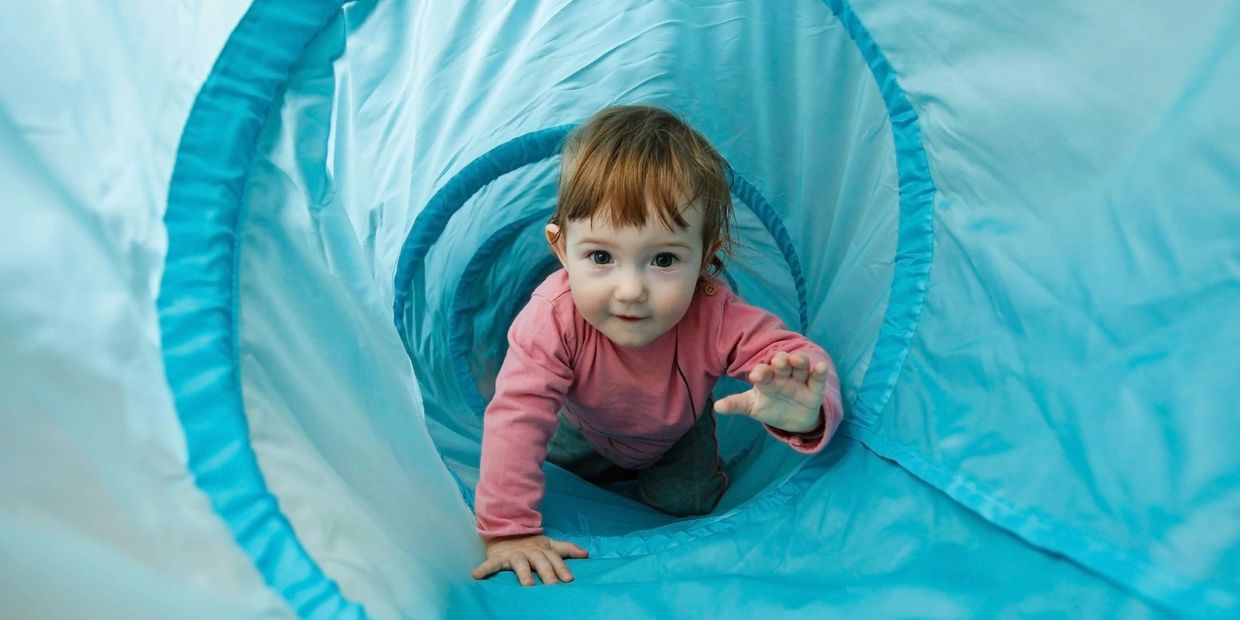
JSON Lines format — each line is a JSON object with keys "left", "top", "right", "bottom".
{"left": 714, "top": 351, "right": 827, "bottom": 433}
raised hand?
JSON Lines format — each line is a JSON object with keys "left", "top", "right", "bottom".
{"left": 713, "top": 351, "right": 827, "bottom": 433}
{"left": 471, "top": 534, "right": 589, "bottom": 586}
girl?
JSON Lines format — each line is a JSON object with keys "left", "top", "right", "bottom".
{"left": 471, "top": 105, "right": 843, "bottom": 586}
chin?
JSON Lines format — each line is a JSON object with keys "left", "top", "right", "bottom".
{"left": 605, "top": 333, "right": 653, "bottom": 348}
{"left": 602, "top": 324, "right": 670, "bottom": 349}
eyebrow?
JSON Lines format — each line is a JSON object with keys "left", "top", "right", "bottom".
{"left": 577, "top": 236, "right": 694, "bottom": 250}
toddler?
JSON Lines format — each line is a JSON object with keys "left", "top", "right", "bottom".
{"left": 470, "top": 105, "right": 843, "bottom": 586}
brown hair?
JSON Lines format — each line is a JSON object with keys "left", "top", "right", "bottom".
{"left": 551, "top": 105, "right": 733, "bottom": 275}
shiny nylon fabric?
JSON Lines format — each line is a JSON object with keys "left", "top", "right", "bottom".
{"left": 3, "top": 0, "right": 1237, "bottom": 618}
{"left": 846, "top": 3, "right": 1240, "bottom": 614}
{"left": 160, "top": 1, "right": 370, "bottom": 617}
{"left": 1, "top": 2, "right": 294, "bottom": 619}
{"left": 225, "top": 0, "right": 1233, "bottom": 615}
{"left": 389, "top": 0, "right": 899, "bottom": 556}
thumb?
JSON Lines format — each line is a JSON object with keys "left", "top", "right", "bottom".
{"left": 714, "top": 391, "right": 755, "bottom": 416}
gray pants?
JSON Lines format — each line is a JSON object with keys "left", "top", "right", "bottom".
{"left": 546, "top": 408, "right": 729, "bottom": 517}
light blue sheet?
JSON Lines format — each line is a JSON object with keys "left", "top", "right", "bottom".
{"left": 3, "top": 0, "right": 1237, "bottom": 618}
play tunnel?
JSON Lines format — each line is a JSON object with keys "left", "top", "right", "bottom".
{"left": 2, "top": 0, "right": 1238, "bottom": 618}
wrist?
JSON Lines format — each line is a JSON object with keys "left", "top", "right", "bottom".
{"left": 798, "top": 409, "right": 826, "bottom": 437}
{"left": 781, "top": 407, "right": 823, "bottom": 435}
{"left": 484, "top": 532, "right": 542, "bottom": 547}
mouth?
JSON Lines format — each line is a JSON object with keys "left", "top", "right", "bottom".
{"left": 615, "top": 315, "right": 647, "bottom": 322}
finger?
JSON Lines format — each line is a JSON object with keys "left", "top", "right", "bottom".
{"left": 787, "top": 353, "right": 810, "bottom": 383}
{"left": 771, "top": 352, "right": 791, "bottom": 378}
{"left": 748, "top": 364, "right": 772, "bottom": 385}
{"left": 512, "top": 557, "right": 535, "bottom": 586}
{"left": 810, "top": 361, "right": 830, "bottom": 383}
{"left": 471, "top": 559, "right": 498, "bottom": 580}
{"left": 551, "top": 540, "right": 590, "bottom": 559}
{"left": 548, "top": 552, "right": 576, "bottom": 583}
{"left": 528, "top": 552, "right": 560, "bottom": 585}
{"left": 714, "top": 392, "right": 754, "bottom": 416}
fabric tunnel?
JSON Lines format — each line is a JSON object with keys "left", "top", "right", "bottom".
{"left": 2, "top": 0, "right": 1238, "bottom": 618}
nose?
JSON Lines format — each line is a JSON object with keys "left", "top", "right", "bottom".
{"left": 612, "top": 267, "right": 647, "bottom": 303}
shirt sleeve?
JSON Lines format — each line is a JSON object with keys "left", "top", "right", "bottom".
{"left": 713, "top": 291, "right": 843, "bottom": 454}
{"left": 474, "top": 295, "right": 574, "bottom": 540}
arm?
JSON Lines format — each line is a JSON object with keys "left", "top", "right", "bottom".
{"left": 710, "top": 292, "right": 843, "bottom": 453}
{"left": 472, "top": 296, "right": 588, "bottom": 584}
{"left": 474, "top": 297, "right": 569, "bottom": 537}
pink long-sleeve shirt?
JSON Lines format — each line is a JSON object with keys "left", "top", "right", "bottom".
{"left": 474, "top": 269, "right": 843, "bottom": 539}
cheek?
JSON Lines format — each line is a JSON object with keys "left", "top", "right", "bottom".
{"left": 567, "top": 274, "right": 607, "bottom": 313}
{"left": 656, "top": 275, "right": 698, "bottom": 317}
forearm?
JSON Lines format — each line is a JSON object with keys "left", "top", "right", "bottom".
{"left": 474, "top": 394, "right": 560, "bottom": 538}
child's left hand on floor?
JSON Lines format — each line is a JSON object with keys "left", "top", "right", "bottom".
{"left": 713, "top": 351, "right": 826, "bottom": 434}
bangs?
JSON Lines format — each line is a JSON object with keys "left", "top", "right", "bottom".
{"left": 552, "top": 105, "right": 734, "bottom": 274}
{"left": 560, "top": 133, "right": 693, "bottom": 232}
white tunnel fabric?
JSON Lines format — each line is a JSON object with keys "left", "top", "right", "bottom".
{"left": 163, "top": 1, "right": 478, "bottom": 617}
{"left": 0, "top": 2, "right": 293, "bottom": 619}
{"left": 3, "top": 0, "right": 1238, "bottom": 619}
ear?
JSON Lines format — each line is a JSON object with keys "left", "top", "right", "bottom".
{"left": 702, "top": 239, "right": 722, "bottom": 272}
{"left": 545, "top": 223, "right": 568, "bottom": 268}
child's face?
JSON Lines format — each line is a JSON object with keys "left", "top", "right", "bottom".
{"left": 547, "top": 203, "right": 705, "bottom": 348}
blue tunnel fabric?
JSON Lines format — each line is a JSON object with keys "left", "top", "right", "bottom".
{"left": 132, "top": 0, "right": 1237, "bottom": 617}
{"left": 820, "top": 0, "right": 935, "bottom": 428}
{"left": 158, "top": 0, "right": 367, "bottom": 617}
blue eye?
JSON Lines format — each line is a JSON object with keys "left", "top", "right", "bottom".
{"left": 652, "top": 253, "right": 678, "bottom": 268}
{"left": 589, "top": 251, "right": 613, "bottom": 265}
